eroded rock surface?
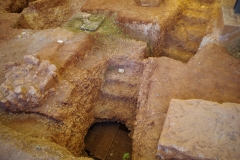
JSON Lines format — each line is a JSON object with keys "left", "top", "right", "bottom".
{"left": 157, "top": 99, "right": 240, "bottom": 160}
{"left": 0, "top": 123, "right": 92, "bottom": 160}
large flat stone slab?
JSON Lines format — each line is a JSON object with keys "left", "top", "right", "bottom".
{"left": 157, "top": 99, "right": 240, "bottom": 159}
{"left": 65, "top": 12, "right": 105, "bottom": 32}
{"left": 132, "top": 44, "right": 240, "bottom": 160}
{"left": 136, "top": 0, "right": 161, "bottom": 7}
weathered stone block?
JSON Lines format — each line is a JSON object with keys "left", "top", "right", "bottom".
{"left": 24, "top": 55, "right": 40, "bottom": 65}
{"left": 13, "top": 80, "right": 24, "bottom": 86}
{"left": 65, "top": 12, "right": 105, "bottom": 31}
{"left": 40, "top": 75, "right": 55, "bottom": 93}
{"left": 28, "top": 86, "right": 37, "bottom": 95}
{"left": 48, "top": 64, "right": 57, "bottom": 73}
{"left": 157, "top": 99, "right": 240, "bottom": 160}
{"left": 0, "top": 84, "right": 10, "bottom": 95}
{"left": 4, "top": 62, "right": 19, "bottom": 70}
{"left": 14, "top": 86, "right": 22, "bottom": 94}
{"left": 219, "top": 5, "right": 240, "bottom": 38}
{"left": 35, "top": 60, "right": 50, "bottom": 76}
{"left": 137, "top": 0, "right": 161, "bottom": 7}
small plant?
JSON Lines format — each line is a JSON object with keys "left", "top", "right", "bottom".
{"left": 123, "top": 153, "right": 130, "bottom": 160}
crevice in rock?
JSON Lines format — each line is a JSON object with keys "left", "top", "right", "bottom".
{"left": 6, "top": 0, "right": 36, "bottom": 13}
{"left": 160, "top": 0, "right": 216, "bottom": 62}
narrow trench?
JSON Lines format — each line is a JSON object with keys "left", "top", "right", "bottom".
{"left": 7, "top": 0, "right": 36, "bottom": 13}
{"left": 84, "top": 122, "right": 132, "bottom": 160}
{"left": 159, "top": 1, "right": 214, "bottom": 62}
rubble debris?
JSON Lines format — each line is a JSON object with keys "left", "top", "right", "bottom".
{"left": 0, "top": 55, "right": 57, "bottom": 111}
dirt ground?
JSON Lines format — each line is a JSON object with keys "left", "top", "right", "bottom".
{"left": 0, "top": 0, "right": 240, "bottom": 160}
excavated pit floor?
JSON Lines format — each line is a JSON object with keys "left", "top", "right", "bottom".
{"left": 0, "top": 0, "right": 240, "bottom": 160}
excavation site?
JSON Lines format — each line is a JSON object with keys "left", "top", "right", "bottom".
{"left": 0, "top": 0, "right": 240, "bottom": 159}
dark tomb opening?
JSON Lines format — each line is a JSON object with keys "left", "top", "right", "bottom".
{"left": 84, "top": 122, "right": 132, "bottom": 160}
{"left": 234, "top": 0, "right": 240, "bottom": 13}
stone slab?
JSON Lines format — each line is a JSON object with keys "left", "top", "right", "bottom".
{"left": 65, "top": 12, "right": 105, "bottom": 32}
{"left": 136, "top": 0, "right": 161, "bottom": 7}
{"left": 157, "top": 99, "right": 240, "bottom": 159}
